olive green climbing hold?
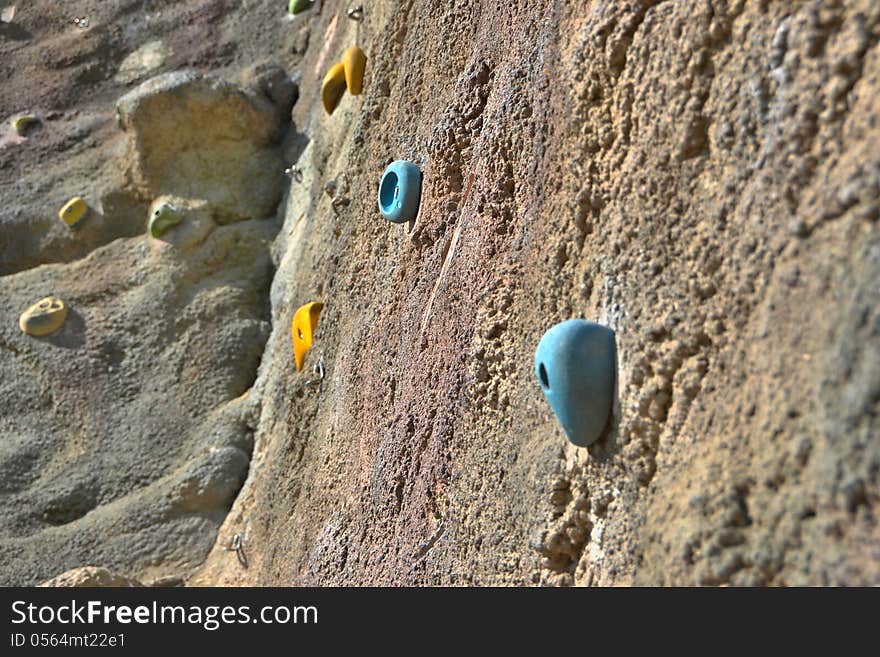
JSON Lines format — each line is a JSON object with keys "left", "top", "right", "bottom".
{"left": 19, "top": 296, "right": 68, "bottom": 337}
{"left": 289, "top": 0, "right": 312, "bottom": 15}
{"left": 321, "top": 62, "right": 347, "bottom": 115}
{"left": 12, "top": 115, "right": 38, "bottom": 137}
{"left": 58, "top": 197, "right": 89, "bottom": 228}
{"left": 148, "top": 202, "right": 183, "bottom": 238}
{"left": 342, "top": 45, "right": 366, "bottom": 95}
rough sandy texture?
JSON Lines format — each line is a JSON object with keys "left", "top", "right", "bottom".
{"left": 39, "top": 566, "right": 144, "bottom": 587}
{"left": 1, "top": 11, "right": 284, "bottom": 585}
{"left": 2, "top": 0, "right": 878, "bottom": 586}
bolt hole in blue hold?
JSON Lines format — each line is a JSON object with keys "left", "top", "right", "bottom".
{"left": 534, "top": 319, "right": 617, "bottom": 447}
{"left": 379, "top": 171, "right": 398, "bottom": 213}
{"left": 378, "top": 160, "right": 422, "bottom": 224}
{"left": 538, "top": 363, "right": 550, "bottom": 389}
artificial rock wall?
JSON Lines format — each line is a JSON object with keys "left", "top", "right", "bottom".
{"left": 194, "top": 0, "right": 880, "bottom": 586}
{"left": 0, "top": 0, "right": 877, "bottom": 586}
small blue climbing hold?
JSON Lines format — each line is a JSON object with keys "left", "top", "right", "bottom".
{"left": 378, "top": 160, "right": 422, "bottom": 224}
{"left": 534, "top": 319, "right": 617, "bottom": 447}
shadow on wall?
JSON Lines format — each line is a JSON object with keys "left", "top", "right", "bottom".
{"left": 42, "top": 307, "right": 86, "bottom": 350}
{"left": 587, "top": 367, "right": 621, "bottom": 466}
{"left": 0, "top": 190, "right": 150, "bottom": 277}
{"left": 0, "top": 21, "right": 31, "bottom": 41}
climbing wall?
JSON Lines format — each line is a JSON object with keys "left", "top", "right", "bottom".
{"left": 193, "top": 0, "right": 880, "bottom": 585}
{"left": 0, "top": 0, "right": 294, "bottom": 586}
{"left": 0, "top": 0, "right": 877, "bottom": 586}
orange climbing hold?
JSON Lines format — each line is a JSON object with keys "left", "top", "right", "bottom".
{"left": 342, "top": 45, "right": 366, "bottom": 95}
{"left": 292, "top": 301, "right": 324, "bottom": 371}
{"left": 321, "top": 63, "right": 346, "bottom": 115}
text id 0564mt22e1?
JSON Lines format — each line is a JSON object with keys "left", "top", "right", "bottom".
{"left": 10, "top": 633, "right": 124, "bottom": 648}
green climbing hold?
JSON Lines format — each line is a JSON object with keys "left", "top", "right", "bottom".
{"left": 148, "top": 202, "right": 183, "bottom": 238}
{"left": 289, "top": 0, "right": 312, "bottom": 15}
{"left": 12, "top": 115, "right": 39, "bottom": 137}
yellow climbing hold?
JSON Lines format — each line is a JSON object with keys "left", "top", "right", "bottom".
{"left": 321, "top": 62, "right": 347, "bottom": 115}
{"left": 58, "top": 197, "right": 88, "bottom": 228}
{"left": 292, "top": 301, "right": 324, "bottom": 371}
{"left": 12, "top": 115, "right": 38, "bottom": 136}
{"left": 342, "top": 46, "right": 366, "bottom": 95}
{"left": 19, "top": 296, "right": 68, "bottom": 337}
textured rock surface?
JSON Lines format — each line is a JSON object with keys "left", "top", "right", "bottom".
{"left": 194, "top": 0, "right": 880, "bottom": 586}
{"left": 39, "top": 566, "right": 144, "bottom": 588}
{"left": 117, "top": 70, "right": 284, "bottom": 223}
{"left": 1, "top": 0, "right": 878, "bottom": 586}
{"left": 0, "top": 215, "right": 274, "bottom": 585}
{"left": 1, "top": 50, "right": 279, "bottom": 584}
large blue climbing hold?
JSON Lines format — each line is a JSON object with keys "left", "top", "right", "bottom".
{"left": 534, "top": 319, "right": 617, "bottom": 447}
{"left": 378, "top": 160, "right": 422, "bottom": 224}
